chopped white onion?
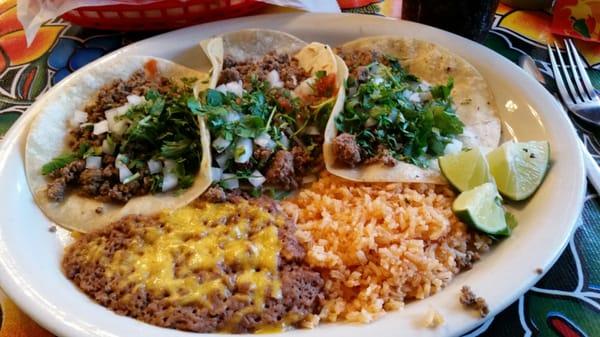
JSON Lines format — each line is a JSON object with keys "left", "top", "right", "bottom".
{"left": 70, "top": 110, "right": 88, "bottom": 128}
{"left": 254, "top": 132, "right": 276, "bottom": 150}
{"left": 419, "top": 81, "right": 431, "bottom": 91}
{"left": 211, "top": 167, "right": 223, "bottom": 181}
{"left": 221, "top": 173, "right": 239, "bottom": 190}
{"left": 305, "top": 126, "right": 320, "bottom": 136}
{"left": 234, "top": 138, "right": 253, "bottom": 164}
{"left": 118, "top": 165, "right": 133, "bottom": 183}
{"left": 279, "top": 132, "right": 290, "bottom": 149}
{"left": 372, "top": 76, "right": 384, "bottom": 85}
{"left": 408, "top": 92, "right": 422, "bottom": 103}
{"left": 365, "top": 117, "right": 377, "bottom": 128}
{"left": 104, "top": 104, "right": 129, "bottom": 120}
{"left": 126, "top": 95, "right": 145, "bottom": 105}
{"left": 402, "top": 90, "right": 413, "bottom": 99}
{"left": 443, "top": 139, "right": 463, "bottom": 155}
{"left": 216, "top": 150, "right": 232, "bottom": 168}
{"left": 115, "top": 154, "right": 128, "bottom": 167}
{"left": 123, "top": 172, "right": 140, "bottom": 184}
{"left": 147, "top": 159, "right": 163, "bottom": 174}
{"left": 101, "top": 138, "right": 115, "bottom": 155}
{"left": 227, "top": 81, "right": 244, "bottom": 97}
{"left": 93, "top": 120, "right": 109, "bottom": 135}
{"left": 388, "top": 108, "right": 399, "bottom": 123}
{"left": 85, "top": 156, "right": 102, "bottom": 169}
{"left": 293, "top": 78, "right": 314, "bottom": 98}
{"left": 215, "top": 84, "right": 227, "bottom": 94}
{"left": 216, "top": 81, "right": 243, "bottom": 97}
{"left": 224, "top": 111, "right": 241, "bottom": 123}
{"left": 212, "top": 136, "right": 231, "bottom": 153}
{"left": 105, "top": 104, "right": 130, "bottom": 136}
{"left": 248, "top": 170, "right": 266, "bottom": 187}
{"left": 161, "top": 173, "right": 178, "bottom": 192}
{"left": 266, "top": 70, "right": 284, "bottom": 88}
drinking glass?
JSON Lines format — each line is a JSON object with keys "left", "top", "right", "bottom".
{"left": 402, "top": 0, "right": 501, "bottom": 42}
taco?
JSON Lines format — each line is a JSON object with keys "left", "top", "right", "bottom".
{"left": 25, "top": 56, "right": 212, "bottom": 232}
{"left": 324, "top": 37, "right": 501, "bottom": 184}
{"left": 197, "top": 29, "right": 345, "bottom": 199}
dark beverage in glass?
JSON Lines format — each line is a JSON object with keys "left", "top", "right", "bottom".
{"left": 402, "top": 0, "right": 500, "bottom": 42}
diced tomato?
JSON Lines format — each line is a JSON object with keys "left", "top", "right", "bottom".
{"left": 314, "top": 73, "right": 337, "bottom": 98}
{"left": 277, "top": 97, "right": 293, "bottom": 112}
{"left": 144, "top": 59, "right": 158, "bottom": 77}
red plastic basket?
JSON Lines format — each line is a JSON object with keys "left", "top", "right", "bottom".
{"left": 61, "top": 0, "right": 268, "bottom": 31}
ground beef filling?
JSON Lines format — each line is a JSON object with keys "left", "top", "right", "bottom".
{"left": 262, "top": 143, "right": 323, "bottom": 191}
{"left": 335, "top": 49, "right": 388, "bottom": 80}
{"left": 219, "top": 53, "right": 309, "bottom": 90}
{"left": 202, "top": 145, "right": 317, "bottom": 201}
{"left": 62, "top": 201, "right": 324, "bottom": 333}
{"left": 213, "top": 52, "right": 329, "bottom": 194}
{"left": 331, "top": 133, "right": 361, "bottom": 167}
{"left": 46, "top": 70, "right": 171, "bottom": 203}
{"left": 459, "top": 286, "right": 489, "bottom": 318}
{"left": 332, "top": 49, "right": 399, "bottom": 167}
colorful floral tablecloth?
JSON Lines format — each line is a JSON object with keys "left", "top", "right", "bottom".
{"left": 0, "top": 1, "right": 598, "bottom": 336}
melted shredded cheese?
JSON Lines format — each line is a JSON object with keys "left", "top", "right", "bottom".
{"left": 88, "top": 202, "right": 283, "bottom": 313}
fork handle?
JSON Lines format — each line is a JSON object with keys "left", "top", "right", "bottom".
{"left": 579, "top": 138, "right": 600, "bottom": 192}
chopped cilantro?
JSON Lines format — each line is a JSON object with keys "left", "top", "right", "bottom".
{"left": 41, "top": 153, "right": 78, "bottom": 175}
{"left": 264, "top": 187, "right": 291, "bottom": 200}
{"left": 198, "top": 76, "right": 335, "bottom": 192}
{"left": 178, "top": 174, "right": 195, "bottom": 189}
{"left": 235, "top": 115, "right": 266, "bottom": 138}
{"left": 122, "top": 172, "right": 140, "bottom": 184}
{"left": 336, "top": 57, "right": 464, "bottom": 167}
{"left": 41, "top": 143, "right": 91, "bottom": 175}
{"left": 430, "top": 78, "right": 454, "bottom": 100}
{"left": 121, "top": 86, "right": 202, "bottom": 189}
{"left": 42, "top": 80, "right": 203, "bottom": 194}
{"left": 206, "top": 89, "right": 224, "bottom": 106}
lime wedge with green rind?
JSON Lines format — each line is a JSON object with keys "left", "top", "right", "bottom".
{"left": 486, "top": 140, "right": 550, "bottom": 201}
{"left": 439, "top": 148, "right": 492, "bottom": 192}
{"left": 453, "top": 183, "right": 511, "bottom": 236}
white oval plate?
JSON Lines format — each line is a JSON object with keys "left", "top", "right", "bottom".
{"left": 0, "top": 13, "right": 585, "bottom": 337}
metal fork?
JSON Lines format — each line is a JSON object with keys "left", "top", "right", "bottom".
{"left": 547, "top": 39, "right": 600, "bottom": 127}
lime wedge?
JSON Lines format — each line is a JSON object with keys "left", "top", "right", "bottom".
{"left": 486, "top": 140, "right": 550, "bottom": 201}
{"left": 439, "top": 148, "right": 492, "bottom": 192}
{"left": 453, "top": 183, "right": 510, "bottom": 236}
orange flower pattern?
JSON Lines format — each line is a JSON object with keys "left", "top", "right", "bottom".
{"left": 552, "top": 0, "right": 600, "bottom": 42}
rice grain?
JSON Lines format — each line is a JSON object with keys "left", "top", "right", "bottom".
{"left": 282, "top": 173, "right": 491, "bottom": 323}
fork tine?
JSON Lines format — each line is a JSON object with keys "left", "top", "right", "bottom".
{"left": 548, "top": 43, "right": 574, "bottom": 107}
{"left": 554, "top": 41, "right": 582, "bottom": 104}
{"left": 564, "top": 38, "right": 590, "bottom": 101}
{"left": 567, "top": 39, "right": 598, "bottom": 100}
